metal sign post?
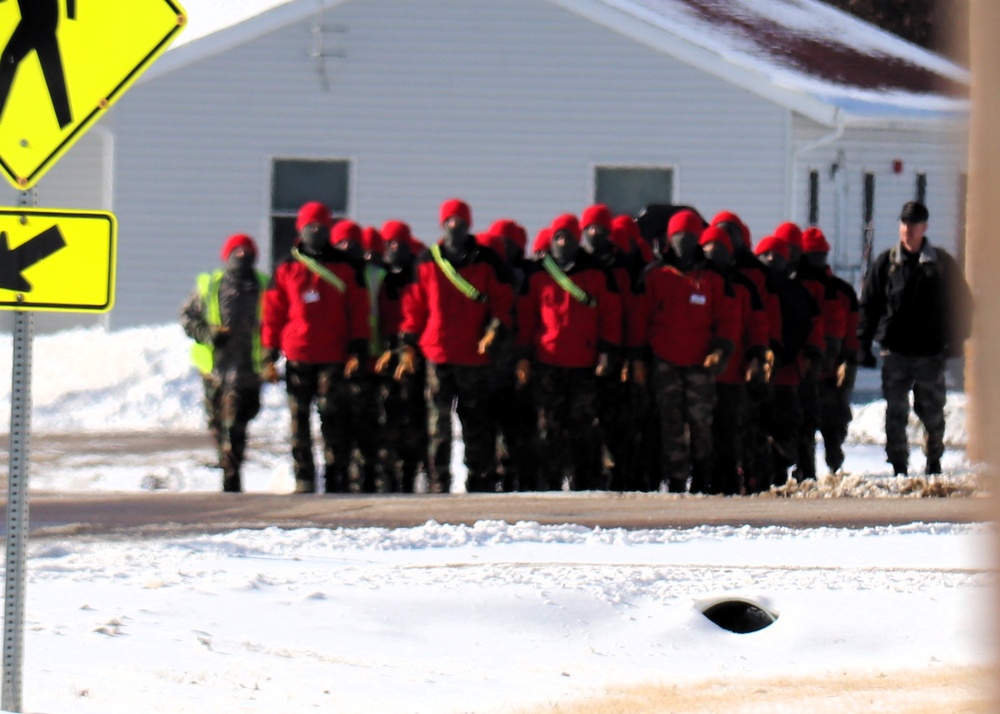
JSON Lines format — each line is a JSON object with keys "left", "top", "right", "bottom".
{"left": 3, "top": 188, "right": 37, "bottom": 713}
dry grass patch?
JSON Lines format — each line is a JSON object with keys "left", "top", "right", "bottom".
{"left": 513, "top": 665, "right": 994, "bottom": 714}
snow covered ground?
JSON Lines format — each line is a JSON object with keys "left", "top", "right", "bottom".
{"left": 0, "top": 324, "right": 995, "bottom": 713}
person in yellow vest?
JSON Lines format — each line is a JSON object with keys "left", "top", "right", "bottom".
{"left": 181, "top": 234, "right": 269, "bottom": 493}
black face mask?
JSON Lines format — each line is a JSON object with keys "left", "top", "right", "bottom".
{"left": 550, "top": 231, "right": 579, "bottom": 266}
{"left": 582, "top": 227, "right": 611, "bottom": 257}
{"left": 787, "top": 245, "right": 801, "bottom": 272}
{"left": 718, "top": 222, "right": 744, "bottom": 253}
{"left": 761, "top": 252, "right": 788, "bottom": 275}
{"left": 670, "top": 232, "right": 699, "bottom": 267}
{"left": 703, "top": 243, "right": 731, "bottom": 268}
{"left": 336, "top": 240, "right": 364, "bottom": 262}
{"left": 803, "top": 252, "right": 827, "bottom": 270}
{"left": 384, "top": 241, "right": 411, "bottom": 271}
{"left": 226, "top": 251, "right": 256, "bottom": 274}
{"left": 299, "top": 224, "right": 329, "bottom": 254}
{"left": 443, "top": 219, "right": 471, "bottom": 252}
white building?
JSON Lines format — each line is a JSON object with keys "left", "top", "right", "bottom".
{"left": 4, "top": 0, "right": 969, "bottom": 330}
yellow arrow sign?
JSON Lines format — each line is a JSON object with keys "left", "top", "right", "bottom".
{"left": 0, "top": 0, "right": 186, "bottom": 190}
{"left": 0, "top": 208, "right": 116, "bottom": 312}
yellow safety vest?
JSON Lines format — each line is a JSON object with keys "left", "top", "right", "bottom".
{"left": 189, "top": 269, "right": 269, "bottom": 375}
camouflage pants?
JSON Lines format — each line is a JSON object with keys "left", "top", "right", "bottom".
{"left": 596, "top": 372, "right": 635, "bottom": 491}
{"left": 285, "top": 361, "right": 351, "bottom": 493}
{"left": 742, "top": 377, "right": 772, "bottom": 493}
{"left": 796, "top": 373, "right": 820, "bottom": 480}
{"left": 203, "top": 376, "right": 261, "bottom": 492}
{"left": 380, "top": 366, "right": 428, "bottom": 492}
{"left": 767, "top": 384, "right": 802, "bottom": 486}
{"left": 882, "top": 352, "right": 946, "bottom": 467}
{"left": 534, "top": 364, "right": 601, "bottom": 491}
{"left": 486, "top": 382, "right": 538, "bottom": 492}
{"left": 426, "top": 362, "right": 493, "bottom": 493}
{"left": 651, "top": 360, "right": 716, "bottom": 492}
{"left": 711, "top": 382, "right": 746, "bottom": 495}
{"left": 345, "top": 375, "right": 384, "bottom": 493}
{"left": 818, "top": 364, "right": 856, "bottom": 472}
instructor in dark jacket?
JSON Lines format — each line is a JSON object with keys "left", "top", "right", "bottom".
{"left": 857, "top": 201, "right": 973, "bottom": 476}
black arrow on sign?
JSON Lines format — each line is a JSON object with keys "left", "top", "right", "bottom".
{"left": 0, "top": 225, "right": 67, "bottom": 292}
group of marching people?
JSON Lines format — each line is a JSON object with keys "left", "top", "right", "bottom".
{"left": 183, "top": 197, "right": 861, "bottom": 495}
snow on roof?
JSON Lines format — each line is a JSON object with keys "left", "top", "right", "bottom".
{"left": 159, "top": 0, "right": 969, "bottom": 127}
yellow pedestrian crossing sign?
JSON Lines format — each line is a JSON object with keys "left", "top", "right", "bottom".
{"left": 0, "top": 207, "right": 116, "bottom": 312}
{"left": 0, "top": 0, "right": 186, "bottom": 190}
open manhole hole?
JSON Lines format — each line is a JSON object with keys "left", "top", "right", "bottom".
{"left": 699, "top": 598, "right": 778, "bottom": 634}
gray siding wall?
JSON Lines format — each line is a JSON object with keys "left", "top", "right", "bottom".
{"left": 107, "top": 0, "right": 790, "bottom": 328}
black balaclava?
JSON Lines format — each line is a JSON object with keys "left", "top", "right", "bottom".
{"left": 803, "top": 251, "right": 827, "bottom": 271}
{"left": 335, "top": 238, "right": 365, "bottom": 263}
{"left": 442, "top": 217, "right": 473, "bottom": 261}
{"left": 299, "top": 224, "right": 330, "bottom": 255}
{"left": 703, "top": 242, "right": 731, "bottom": 269}
{"left": 582, "top": 225, "right": 612, "bottom": 258}
{"left": 670, "top": 232, "right": 700, "bottom": 271}
{"left": 760, "top": 250, "right": 788, "bottom": 276}
{"left": 787, "top": 243, "right": 802, "bottom": 274}
{"left": 550, "top": 229, "right": 580, "bottom": 267}
{"left": 717, "top": 221, "right": 745, "bottom": 254}
{"left": 384, "top": 240, "right": 412, "bottom": 272}
{"left": 225, "top": 247, "right": 256, "bottom": 274}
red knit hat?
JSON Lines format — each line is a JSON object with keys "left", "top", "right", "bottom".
{"left": 801, "top": 227, "right": 830, "bottom": 253}
{"left": 698, "top": 225, "right": 732, "bottom": 255}
{"left": 330, "top": 220, "right": 362, "bottom": 246}
{"left": 754, "top": 234, "right": 790, "bottom": 261}
{"left": 774, "top": 221, "right": 803, "bottom": 249}
{"left": 533, "top": 227, "right": 552, "bottom": 254}
{"left": 361, "top": 226, "right": 384, "bottom": 254}
{"left": 581, "top": 204, "right": 613, "bottom": 231}
{"left": 550, "top": 213, "right": 581, "bottom": 242}
{"left": 488, "top": 219, "right": 528, "bottom": 252}
{"left": 381, "top": 220, "right": 413, "bottom": 245}
{"left": 475, "top": 230, "right": 507, "bottom": 255}
{"left": 611, "top": 215, "right": 638, "bottom": 254}
{"left": 440, "top": 198, "right": 472, "bottom": 227}
{"left": 667, "top": 210, "right": 705, "bottom": 240}
{"left": 296, "top": 201, "right": 333, "bottom": 231}
{"left": 220, "top": 233, "right": 256, "bottom": 261}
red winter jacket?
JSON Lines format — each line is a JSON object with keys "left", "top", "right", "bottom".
{"left": 516, "top": 253, "right": 622, "bottom": 368}
{"left": 400, "top": 241, "right": 514, "bottom": 366}
{"left": 629, "top": 261, "right": 739, "bottom": 367}
{"left": 262, "top": 246, "right": 370, "bottom": 363}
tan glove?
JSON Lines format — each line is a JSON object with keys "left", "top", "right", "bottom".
{"left": 394, "top": 345, "right": 417, "bottom": 381}
{"left": 836, "top": 361, "right": 848, "bottom": 388}
{"left": 631, "top": 360, "right": 647, "bottom": 387}
{"left": 703, "top": 348, "right": 725, "bottom": 375}
{"left": 261, "top": 361, "right": 280, "bottom": 384}
{"left": 477, "top": 329, "right": 497, "bottom": 356}
{"left": 745, "top": 357, "right": 760, "bottom": 382}
{"left": 374, "top": 350, "right": 394, "bottom": 375}
{"left": 595, "top": 353, "right": 610, "bottom": 378}
{"left": 343, "top": 355, "right": 361, "bottom": 378}
{"left": 762, "top": 349, "right": 775, "bottom": 383}
{"left": 619, "top": 359, "right": 631, "bottom": 384}
{"left": 515, "top": 358, "right": 532, "bottom": 388}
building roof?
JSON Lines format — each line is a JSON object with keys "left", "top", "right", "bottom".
{"left": 152, "top": 0, "right": 969, "bottom": 129}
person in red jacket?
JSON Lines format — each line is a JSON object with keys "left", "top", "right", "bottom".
{"left": 701, "top": 225, "right": 768, "bottom": 495}
{"left": 515, "top": 213, "right": 621, "bottom": 490}
{"left": 628, "top": 209, "right": 739, "bottom": 493}
{"left": 261, "top": 201, "right": 370, "bottom": 495}
{"left": 802, "top": 226, "right": 861, "bottom": 473}
{"left": 373, "top": 220, "right": 428, "bottom": 492}
{"left": 396, "top": 199, "right": 515, "bottom": 494}
{"left": 711, "top": 211, "right": 778, "bottom": 493}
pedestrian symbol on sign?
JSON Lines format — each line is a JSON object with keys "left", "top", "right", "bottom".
{"left": 0, "top": 0, "right": 76, "bottom": 129}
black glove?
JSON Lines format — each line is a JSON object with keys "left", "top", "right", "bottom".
{"left": 211, "top": 326, "right": 231, "bottom": 348}
{"left": 858, "top": 342, "right": 878, "bottom": 369}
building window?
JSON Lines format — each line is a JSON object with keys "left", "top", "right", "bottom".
{"left": 594, "top": 166, "right": 673, "bottom": 218}
{"left": 808, "top": 170, "right": 820, "bottom": 226}
{"left": 916, "top": 173, "right": 927, "bottom": 204}
{"left": 270, "top": 159, "right": 350, "bottom": 265}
